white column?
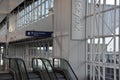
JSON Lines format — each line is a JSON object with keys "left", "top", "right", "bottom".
{"left": 53, "top": 0, "right": 86, "bottom": 80}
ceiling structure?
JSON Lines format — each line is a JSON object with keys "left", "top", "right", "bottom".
{"left": 0, "top": 0, "right": 24, "bottom": 23}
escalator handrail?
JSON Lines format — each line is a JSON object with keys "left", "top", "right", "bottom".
{"left": 53, "top": 58, "right": 78, "bottom": 80}
{"left": 9, "top": 58, "right": 29, "bottom": 80}
{"left": 14, "top": 58, "right": 29, "bottom": 80}
{"left": 2, "top": 58, "right": 16, "bottom": 80}
{"left": 32, "top": 58, "right": 46, "bottom": 80}
{"left": 9, "top": 58, "right": 22, "bottom": 80}
{"left": 32, "top": 58, "right": 52, "bottom": 80}
{"left": 39, "top": 58, "right": 58, "bottom": 80}
{"left": 9, "top": 67, "right": 17, "bottom": 80}
{"left": 32, "top": 58, "right": 58, "bottom": 80}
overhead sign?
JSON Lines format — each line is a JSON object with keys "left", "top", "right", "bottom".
{"left": 25, "top": 31, "right": 53, "bottom": 37}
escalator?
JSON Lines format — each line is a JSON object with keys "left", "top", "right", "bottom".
{"left": 11, "top": 58, "right": 43, "bottom": 80}
{"left": 0, "top": 58, "right": 18, "bottom": 80}
{"left": 32, "top": 58, "right": 52, "bottom": 80}
{"left": 9, "top": 58, "right": 29, "bottom": 80}
{"left": 32, "top": 58, "right": 78, "bottom": 80}
{"left": 52, "top": 58, "right": 78, "bottom": 80}
{"left": 8, "top": 58, "right": 51, "bottom": 80}
{"left": 3, "top": 57, "right": 78, "bottom": 80}
{"left": 32, "top": 58, "right": 69, "bottom": 80}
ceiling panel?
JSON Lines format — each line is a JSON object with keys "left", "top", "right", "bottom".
{"left": 9, "top": 0, "right": 24, "bottom": 12}
{"left": 0, "top": 0, "right": 24, "bottom": 23}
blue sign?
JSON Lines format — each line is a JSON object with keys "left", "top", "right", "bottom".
{"left": 25, "top": 31, "right": 53, "bottom": 37}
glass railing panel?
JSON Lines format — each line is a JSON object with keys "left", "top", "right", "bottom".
{"left": 32, "top": 58, "right": 51, "bottom": 80}
{"left": 41, "top": 58, "right": 57, "bottom": 80}
{"left": 42, "top": 59, "right": 52, "bottom": 72}
{"left": 9, "top": 58, "right": 21, "bottom": 80}
{"left": 16, "top": 58, "right": 29, "bottom": 80}
{"left": 53, "top": 58, "right": 78, "bottom": 80}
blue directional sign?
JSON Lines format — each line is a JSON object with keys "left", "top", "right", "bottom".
{"left": 25, "top": 31, "right": 53, "bottom": 37}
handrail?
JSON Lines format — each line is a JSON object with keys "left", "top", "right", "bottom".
{"left": 32, "top": 58, "right": 52, "bottom": 80}
{"left": 53, "top": 58, "right": 78, "bottom": 80}
{"left": 8, "top": 58, "right": 29, "bottom": 80}
{"left": 3, "top": 58, "right": 17, "bottom": 80}
{"left": 39, "top": 58, "right": 58, "bottom": 80}
{"left": 32, "top": 58, "right": 45, "bottom": 80}
{"left": 15, "top": 58, "right": 29, "bottom": 80}
{"left": 32, "top": 58, "right": 58, "bottom": 80}
{"left": 9, "top": 68, "right": 17, "bottom": 80}
{"left": 9, "top": 58, "right": 22, "bottom": 80}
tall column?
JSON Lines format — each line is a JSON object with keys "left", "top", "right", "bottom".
{"left": 53, "top": 0, "right": 86, "bottom": 80}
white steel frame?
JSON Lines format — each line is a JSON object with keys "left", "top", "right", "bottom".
{"left": 86, "top": 0, "right": 120, "bottom": 80}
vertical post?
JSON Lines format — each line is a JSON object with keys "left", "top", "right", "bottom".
{"left": 97, "top": 1, "right": 101, "bottom": 80}
{"left": 119, "top": 0, "right": 120, "bottom": 80}
{"left": 102, "top": 0, "right": 106, "bottom": 80}
{"left": 113, "top": 0, "right": 117, "bottom": 80}
{"left": 4, "top": 15, "right": 9, "bottom": 71}
{"left": 92, "top": 0, "right": 96, "bottom": 80}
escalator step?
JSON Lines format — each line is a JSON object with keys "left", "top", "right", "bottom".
{"left": 0, "top": 73, "right": 13, "bottom": 80}
{"left": 56, "top": 72, "right": 67, "bottom": 80}
{"left": 28, "top": 72, "right": 40, "bottom": 78}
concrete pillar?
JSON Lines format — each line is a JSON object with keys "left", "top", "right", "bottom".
{"left": 53, "top": 0, "right": 86, "bottom": 80}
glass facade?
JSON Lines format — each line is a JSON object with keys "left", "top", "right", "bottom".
{"left": 16, "top": 0, "right": 54, "bottom": 29}
{"left": 86, "top": 0, "right": 120, "bottom": 80}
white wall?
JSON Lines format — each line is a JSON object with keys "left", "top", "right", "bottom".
{"left": 53, "top": 0, "right": 86, "bottom": 80}
{"left": 8, "top": 15, "right": 53, "bottom": 42}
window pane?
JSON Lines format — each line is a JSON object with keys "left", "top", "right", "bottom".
{"left": 46, "top": 1, "right": 49, "bottom": 15}
{"left": 38, "top": 5, "right": 41, "bottom": 17}
{"left": 34, "top": 1, "right": 38, "bottom": 8}
{"left": 51, "top": 0, "right": 54, "bottom": 8}
{"left": 42, "top": 3, "right": 45, "bottom": 16}
{"left": 38, "top": 0, "right": 41, "bottom": 5}
{"left": 34, "top": 8, "right": 38, "bottom": 20}
{"left": 42, "top": 0, "right": 45, "bottom": 2}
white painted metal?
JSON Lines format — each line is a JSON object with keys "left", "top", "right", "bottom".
{"left": 86, "top": 0, "right": 120, "bottom": 80}
{"left": 114, "top": 1, "right": 117, "bottom": 80}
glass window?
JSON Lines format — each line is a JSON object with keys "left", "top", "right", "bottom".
{"left": 28, "top": 5, "right": 32, "bottom": 12}
{"left": 51, "top": 0, "right": 54, "bottom": 8}
{"left": 26, "top": 7, "right": 29, "bottom": 13}
{"left": 46, "top": 1, "right": 49, "bottom": 15}
{"left": 21, "top": 17, "right": 24, "bottom": 26}
{"left": 24, "top": 15, "right": 27, "bottom": 24}
{"left": 26, "top": 14, "right": 29, "bottom": 24}
{"left": 42, "top": 0, "right": 45, "bottom": 2}
{"left": 42, "top": 3, "right": 45, "bottom": 16}
{"left": 16, "top": 0, "right": 54, "bottom": 29}
{"left": 105, "top": 0, "right": 115, "bottom": 10}
{"left": 34, "top": 8, "right": 38, "bottom": 20}
{"left": 34, "top": 1, "right": 38, "bottom": 8}
{"left": 38, "top": 5, "right": 41, "bottom": 17}
{"left": 29, "top": 12, "right": 32, "bottom": 22}
{"left": 31, "top": 9, "right": 34, "bottom": 21}
{"left": 28, "top": 13, "right": 31, "bottom": 23}
{"left": 86, "top": 0, "right": 120, "bottom": 79}
{"left": 38, "top": 0, "right": 41, "bottom": 5}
